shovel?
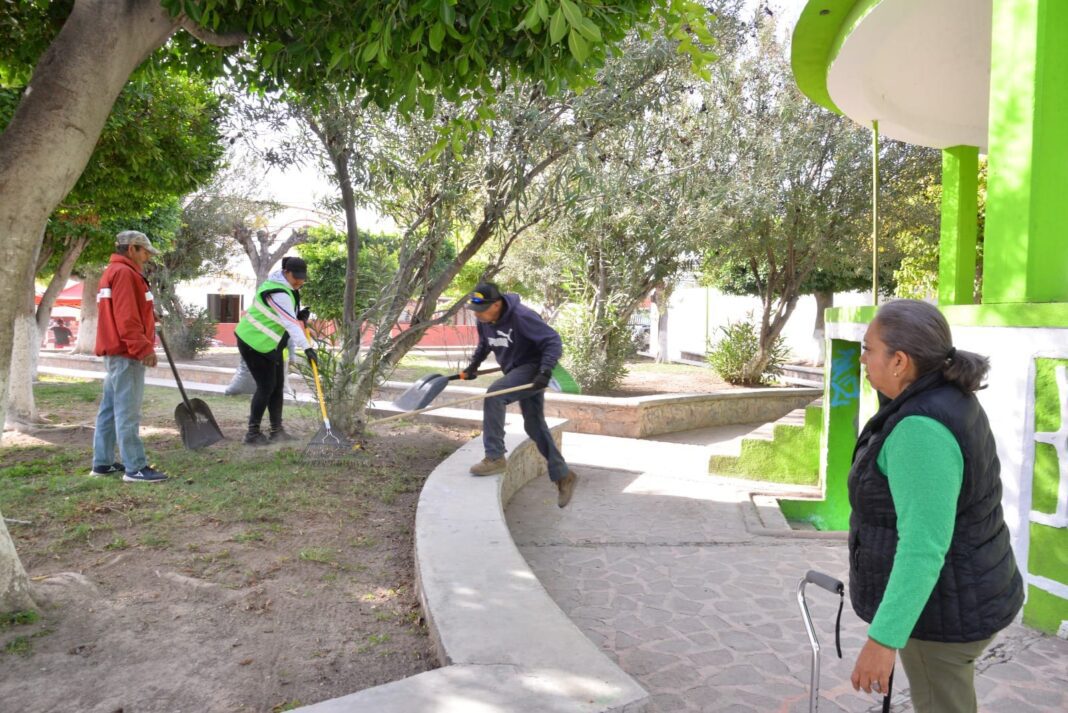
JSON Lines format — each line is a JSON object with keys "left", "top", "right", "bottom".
{"left": 372, "top": 382, "right": 540, "bottom": 427}
{"left": 156, "top": 327, "right": 225, "bottom": 450}
{"left": 393, "top": 366, "right": 502, "bottom": 411}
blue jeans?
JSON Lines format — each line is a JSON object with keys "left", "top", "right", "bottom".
{"left": 93, "top": 356, "right": 147, "bottom": 472}
{"left": 482, "top": 363, "right": 568, "bottom": 482}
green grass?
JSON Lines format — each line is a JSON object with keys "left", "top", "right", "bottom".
{"left": 2, "top": 379, "right": 442, "bottom": 556}
{"left": 3, "top": 636, "right": 32, "bottom": 656}
{"left": 33, "top": 378, "right": 100, "bottom": 403}
{"left": 1, "top": 611, "right": 38, "bottom": 630}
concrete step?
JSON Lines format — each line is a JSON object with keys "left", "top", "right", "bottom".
{"left": 781, "top": 363, "right": 824, "bottom": 387}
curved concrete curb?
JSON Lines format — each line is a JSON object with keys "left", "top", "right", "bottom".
{"left": 296, "top": 422, "right": 647, "bottom": 712}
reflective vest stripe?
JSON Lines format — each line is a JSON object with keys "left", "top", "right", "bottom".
{"left": 242, "top": 311, "right": 282, "bottom": 342}
{"left": 235, "top": 280, "right": 296, "bottom": 353}
{"left": 250, "top": 298, "right": 285, "bottom": 328}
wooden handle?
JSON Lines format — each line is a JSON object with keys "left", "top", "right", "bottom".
{"left": 370, "top": 383, "right": 537, "bottom": 426}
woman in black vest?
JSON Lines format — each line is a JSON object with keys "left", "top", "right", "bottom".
{"left": 850, "top": 299, "right": 1022, "bottom": 713}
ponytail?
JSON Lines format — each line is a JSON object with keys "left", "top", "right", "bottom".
{"left": 942, "top": 348, "right": 989, "bottom": 393}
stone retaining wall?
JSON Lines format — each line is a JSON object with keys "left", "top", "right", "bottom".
{"left": 41, "top": 353, "right": 820, "bottom": 438}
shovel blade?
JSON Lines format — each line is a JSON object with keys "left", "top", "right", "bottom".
{"left": 393, "top": 374, "right": 450, "bottom": 411}
{"left": 175, "top": 400, "right": 225, "bottom": 450}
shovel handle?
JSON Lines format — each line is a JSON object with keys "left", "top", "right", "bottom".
{"left": 302, "top": 325, "right": 331, "bottom": 427}
{"left": 371, "top": 382, "right": 537, "bottom": 426}
{"left": 155, "top": 327, "right": 194, "bottom": 411}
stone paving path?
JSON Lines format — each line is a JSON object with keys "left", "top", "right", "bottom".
{"left": 505, "top": 433, "right": 1068, "bottom": 713}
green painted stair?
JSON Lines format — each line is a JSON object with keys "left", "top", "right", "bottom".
{"left": 707, "top": 401, "right": 822, "bottom": 486}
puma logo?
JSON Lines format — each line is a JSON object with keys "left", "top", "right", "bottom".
{"left": 487, "top": 328, "right": 513, "bottom": 348}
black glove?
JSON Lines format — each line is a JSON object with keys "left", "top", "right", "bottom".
{"left": 531, "top": 368, "right": 553, "bottom": 390}
{"left": 296, "top": 308, "right": 311, "bottom": 322}
{"left": 460, "top": 363, "right": 480, "bottom": 381}
{"left": 304, "top": 348, "right": 318, "bottom": 365}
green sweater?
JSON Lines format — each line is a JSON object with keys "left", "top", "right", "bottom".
{"left": 869, "top": 415, "right": 963, "bottom": 649}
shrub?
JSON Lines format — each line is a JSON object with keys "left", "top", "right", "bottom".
{"left": 161, "top": 304, "right": 217, "bottom": 360}
{"left": 556, "top": 307, "right": 632, "bottom": 394}
{"left": 706, "top": 316, "right": 788, "bottom": 386}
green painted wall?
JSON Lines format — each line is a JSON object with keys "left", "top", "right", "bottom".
{"left": 1024, "top": 585, "right": 1068, "bottom": 634}
{"left": 828, "top": 303, "right": 1068, "bottom": 329}
{"left": 780, "top": 339, "right": 859, "bottom": 530}
{"left": 1032, "top": 359, "right": 1067, "bottom": 515}
{"left": 1027, "top": 522, "right": 1068, "bottom": 635}
{"left": 1028, "top": 522, "right": 1068, "bottom": 585}
{"left": 938, "top": 146, "right": 979, "bottom": 306}
{"left": 982, "top": 0, "right": 1068, "bottom": 304}
{"left": 1026, "top": 358, "right": 1068, "bottom": 634}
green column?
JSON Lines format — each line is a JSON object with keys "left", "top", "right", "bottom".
{"left": 937, "top": 147, "right": 979, "bottom": 305}
{"left": 983, "top": 0, "right": 1068, "bottom": 304}
{"left": 780, "top": 338, "right": 859, "bottom": 531}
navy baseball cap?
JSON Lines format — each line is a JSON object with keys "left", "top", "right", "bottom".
{"left": 467, "top": 282, "right": 502, "bottom": 312}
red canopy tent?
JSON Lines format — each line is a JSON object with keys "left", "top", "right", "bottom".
{"left": 35, "top": 281, "right": 82, "bottom": 308}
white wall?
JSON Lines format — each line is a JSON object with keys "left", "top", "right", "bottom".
{"left": 651, "top": 285, "right": 873, "bottom": 365}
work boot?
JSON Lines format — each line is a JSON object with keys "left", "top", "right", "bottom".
{"left": 268, "top": 426, "right": 297, "bottom": 442}
{"left": 469, "top": 456, "right": 507, "bottom": 476}
{"left": 243, "top": 424, "right": 269, "bottom": 446}
{"left": 556, "top": 470, "right": 578, "bottom": 508}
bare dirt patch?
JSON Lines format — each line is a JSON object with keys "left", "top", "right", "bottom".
{"left": 1, "top": 380, "right": 473, "bottom": 713}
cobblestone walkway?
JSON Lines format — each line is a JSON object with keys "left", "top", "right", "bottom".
{"left": 505, "top": 435, "right": 1068, "bottom": 713}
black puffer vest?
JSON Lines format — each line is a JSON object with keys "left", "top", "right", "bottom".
{"left": 848, "top": 370, "right": 1023, "bottom": 643}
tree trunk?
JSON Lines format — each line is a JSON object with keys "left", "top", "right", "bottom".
{"left": 0, "top": 513, "right": 35, "bottom": 615}
{"left": 8, "top": 233, "right": 45, "bottom": 427}
{"left": 743, "top": 293, "right": 799, "bottom": 384}
{"left": 337, "top": 155, "right": 362, "bottom": 369}
{"left": 73, "top": 266, "right": 104, "bottom": 354}
{"left": 0, "top": 0, "right": 177, "bottom": 435}
{"left": 813, "top": 290, "right": 833, "bottom": 366}
{"left": 654, "top": 288, "right": 671, "bottom": 363}
{"left": 7, "top": 291, "right": 41, "bottom": 427}
{"left": 36, "top": 235, "right": 89, "bottom": 343}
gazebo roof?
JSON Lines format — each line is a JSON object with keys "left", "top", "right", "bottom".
{"left": 791, "top": 0, "right": 991, "bottom": 150}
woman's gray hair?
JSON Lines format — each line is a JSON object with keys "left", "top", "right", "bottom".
{"left": 874, "top": 299, "right": 989, "bottom": 392}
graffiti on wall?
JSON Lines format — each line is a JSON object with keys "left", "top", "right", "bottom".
{"left": 829, "top": 344, "right": 860, "bottom": 408}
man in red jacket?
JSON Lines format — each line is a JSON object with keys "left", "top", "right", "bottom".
{"left": 90, "top": 231, "right": 168, "bottom": 483}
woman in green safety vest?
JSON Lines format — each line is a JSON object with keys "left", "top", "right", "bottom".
{"left": 234, "top": 256, "right": 317, "bottom": 445}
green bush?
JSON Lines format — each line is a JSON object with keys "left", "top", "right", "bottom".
{"left": 706, "top": 317, "right": 788, "bottom": 386}
{"left": 556, "top": 308, "right": 632, "bottom": 394}
{"left": 162, "top": 305, "right": 217, "bottom": 360}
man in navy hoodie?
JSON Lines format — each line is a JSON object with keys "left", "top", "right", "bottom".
{"left": 463, "top": 282, "right": 578, "bottom": 507}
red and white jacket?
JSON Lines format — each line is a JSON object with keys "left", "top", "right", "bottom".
{"left": 95, "top": 254, "right": 156, "bottom": 360}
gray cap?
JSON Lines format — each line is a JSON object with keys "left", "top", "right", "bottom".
{"left": 115, "top": 230, "right": 159, "bottom": 255}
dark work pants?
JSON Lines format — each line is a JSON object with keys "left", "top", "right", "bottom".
{"left": 482, "top": 363, "right": 568, "bottom": 482}
{"left": 237, "top": 337, "right": 286, "bottom": 430}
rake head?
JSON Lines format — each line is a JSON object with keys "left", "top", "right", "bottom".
{"left": 303, "top": 423, "right": 360, "bottom": 465}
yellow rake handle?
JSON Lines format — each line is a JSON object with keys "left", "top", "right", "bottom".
{"left": 302, "top": 325, "right": 330, "bottom": 428}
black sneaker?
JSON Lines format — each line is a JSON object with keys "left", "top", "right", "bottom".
{"left": 123, "top": 467, "right": 169, "bottom": 483}
{"left": 244, "top": 431, "right": 269, "bottom": 446}
{"left": 89, "top": 462, "right": 125, "bottom": 477}
{"left": 268, "top": 428, "right": 297, "bottom": 443}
